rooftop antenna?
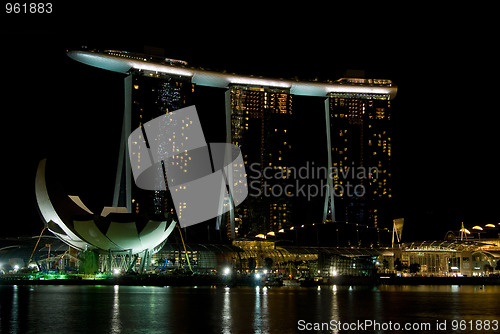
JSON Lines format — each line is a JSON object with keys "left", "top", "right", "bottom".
{"left": 460, "top": 222, "right": 470, "bottom": 241}
{"left": 392, "top": 218, "right": 404, "bottom": 248}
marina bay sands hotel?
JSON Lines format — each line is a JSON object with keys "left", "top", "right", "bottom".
{"left": 67, "top": 49, "right": 397, "bottom": 240}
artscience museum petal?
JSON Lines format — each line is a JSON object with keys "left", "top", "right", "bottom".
{"left": 35, "top": 159, "right": 176, "bottom": 255}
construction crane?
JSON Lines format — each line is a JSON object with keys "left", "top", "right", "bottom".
{"left": 28, "top": 226, "right": 47, "bottom": 270}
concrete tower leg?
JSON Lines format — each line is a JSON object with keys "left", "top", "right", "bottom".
{"left": 215, "top": 89, "right": 236, "bottom": 239}
{"left": 113, "top": 75, "right": 133, "bottom": 213}
{"left": 323, "top": 97, "right": 335, "bottom": 223}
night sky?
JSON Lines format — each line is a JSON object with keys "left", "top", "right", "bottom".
{"left": 1, "top": 4, "right": 497, "bottom": 241}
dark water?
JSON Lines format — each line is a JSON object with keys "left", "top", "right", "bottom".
{"left": 1, "top": 285, "right": 499, "bottom": 333}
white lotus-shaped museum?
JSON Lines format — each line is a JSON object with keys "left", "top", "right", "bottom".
{"left": 35, "top": 159, "right": 176, "bottom": 255}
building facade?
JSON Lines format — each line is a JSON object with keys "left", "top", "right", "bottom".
{"left": 326, "top": 78, "right": 393, "bottom": 229}
{"left": 227, "top": 85, "right": 294, "bottom": 238}
{"left": 114, "top": 69, "right": 195, "bottom": 217}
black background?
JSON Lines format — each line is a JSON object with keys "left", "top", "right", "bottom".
{"left": 1, "top": 3, "right": 498, "bottom": 241}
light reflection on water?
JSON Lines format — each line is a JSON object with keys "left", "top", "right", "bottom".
{"left": 110, "top": 285, "right": 120, "bottom": 334}
{"left": 221, "top": 287, "right": 231, "bottom": 333}
{"left": 1, "top": 285, "right": 499, "bottom": 333}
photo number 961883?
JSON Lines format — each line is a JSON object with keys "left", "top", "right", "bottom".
{"left": 5, "top": 3, "right": 52, "bottom": 14}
